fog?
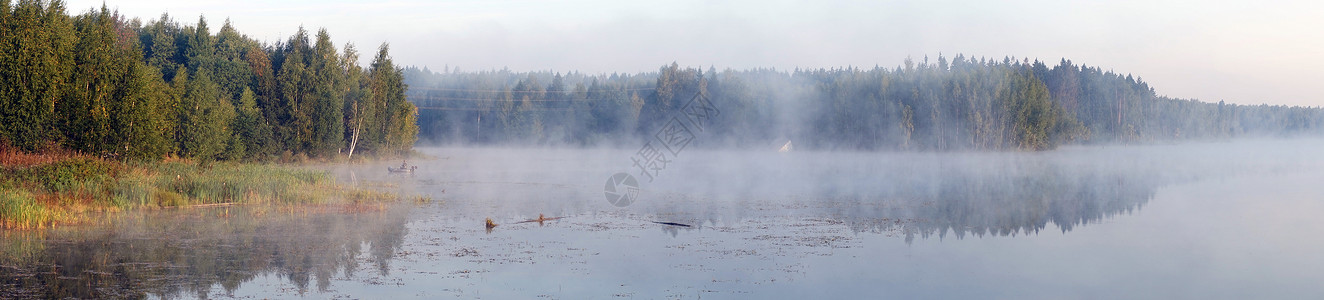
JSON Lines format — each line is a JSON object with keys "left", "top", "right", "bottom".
{"left": 9, "top": 138, "right": 1324, "bottom": 297}
{"left": 8, "top": 0, "right": 1323, "bottom": 297}
{"left": 317, "top": 138, "right": 1324, "bottom": 297}
{"left": 405, "top": 61, "right": 1324, "bottom": 156}
{"left": 342, "top": 137, "right": 1324, "bottom": 240}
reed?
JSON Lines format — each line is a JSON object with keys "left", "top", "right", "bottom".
{"left": 1, "top": 152, "right": 400, "bottom": 229}
{"left": 0, "top": 190, "right": 70, "bottom": 230}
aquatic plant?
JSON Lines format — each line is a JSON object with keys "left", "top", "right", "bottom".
{"left": 0, "top": 190, "right": 69, "bottom": 230}
{"left": 0, "top": 152, "right": 401, "bottom": 229}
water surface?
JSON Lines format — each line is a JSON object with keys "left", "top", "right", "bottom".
{"left": 4, "top": 139, "right": 1323, "bottom": 299}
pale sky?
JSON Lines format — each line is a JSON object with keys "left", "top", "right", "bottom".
{"left": 67, "top": 0, "right": 1324, "bottom": 107}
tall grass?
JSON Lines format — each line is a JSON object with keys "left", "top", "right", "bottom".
{"left": 143, "top": 161, "right": 335, "bottom": 205}
{"left": 0, "top": 190, "right": 70, "bottom": 230}
{"left": 1, "top": 153, "right": 395, "bottom": 229}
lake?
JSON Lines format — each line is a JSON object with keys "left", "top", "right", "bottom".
{"left": 4, "top": 139, "right": 1323, "bottom": 299}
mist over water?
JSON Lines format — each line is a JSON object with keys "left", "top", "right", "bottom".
{"left": 324, "top": 138, "right": 1323, "bottom": 298}
{"left": 5, "top": 138, "right": 1324, "bottom": 298}
{"left": 357, "top": 138, "right": 1320, "bottom": 234}
{"left": 7, "top": 1, "right": 1324, "bottom": 298}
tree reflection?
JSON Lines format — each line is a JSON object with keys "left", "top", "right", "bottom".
{"left": 809, "top": 158, "right": 1161, "bottom": 243}
{"left": 638, "top": 152, "right": 1167, "bottom": 243}
{"left": 0, "top": 205, "right": 411, "bottom": 298}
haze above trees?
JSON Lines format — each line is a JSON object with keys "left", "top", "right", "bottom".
{"left": 406, "top": 56, "right": 1323, "bottom": 151}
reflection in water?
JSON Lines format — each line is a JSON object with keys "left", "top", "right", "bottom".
{"left": 339, "top": 144, "right": 1300, "bottom": 245}
{"left": 629, "top": 138, "right": 1316, "bottom": 242}
{"left": 821, "top": 162, "right": 1159, "bottom": 243}
{"left": 0, "top": 205, "right": 410, "bottom": 299}
{"left": 6, "top": 140, "right": 1320, "bottom": 298}
{"left": 624, "top": 150, "right": 1172, "bottom": 243}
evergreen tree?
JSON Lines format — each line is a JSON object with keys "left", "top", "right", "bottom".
{"left": 1, "top": 5, "right": 418, "bottom": 159}
{"left": 177, "top": 68, "right": 235, "bottom": 161}
{"left": 61, "top": 6, "right": 128, "bottom": 155}
{"left": 0, "top": 0, "right": 75, "bottom": 151}
{"left": 232, "top": 87, "right": 275, "bottom": 160}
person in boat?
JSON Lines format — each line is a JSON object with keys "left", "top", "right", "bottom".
{"left": 390, "top": 160, "right": 419, "bottom": 173}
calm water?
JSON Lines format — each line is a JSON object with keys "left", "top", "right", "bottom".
{"left": 3, "top": 139, "right": 1323, "bottom": 299}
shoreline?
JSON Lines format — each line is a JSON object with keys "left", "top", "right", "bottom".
{"left": 0, "top": 149, "right": 411, "bottom": 230}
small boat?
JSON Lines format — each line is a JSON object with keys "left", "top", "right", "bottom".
{"left": 388, "top": 166, "right": 417, "bottom": 173}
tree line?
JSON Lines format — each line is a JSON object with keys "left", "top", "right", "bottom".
{"left": 0, "top": 0, "right": 417, "bottom": 161}
{"left": 406, "top": 56, "right": 1323, "bottom": 150}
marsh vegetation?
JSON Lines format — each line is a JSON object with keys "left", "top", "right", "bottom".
{"left": 0, "top": 146, "right": 399, "bottom": 229}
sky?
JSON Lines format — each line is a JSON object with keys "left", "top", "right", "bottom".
{"left": 65, "top": 0, "right": 1324, "bottom": 107}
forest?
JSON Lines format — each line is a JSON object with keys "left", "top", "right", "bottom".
{"left": 406, "top": 57, "right": 1324, "bottom": 151}
{"left": 0, "top": 1, "right": 418, "bottom": 161}
{"left": 5, "top": 1, "right": 1322, "bottom": 156}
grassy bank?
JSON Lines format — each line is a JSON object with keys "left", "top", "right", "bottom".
{"left": 0, "top": 150, "right": 396, "bottom": 230}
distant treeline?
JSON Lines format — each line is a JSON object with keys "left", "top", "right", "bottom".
{"left": 0, "top": 1, "right": 417, "bottom": 161}
{"left": 406, "top": 56, "right": 1324, "bottom": 150}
